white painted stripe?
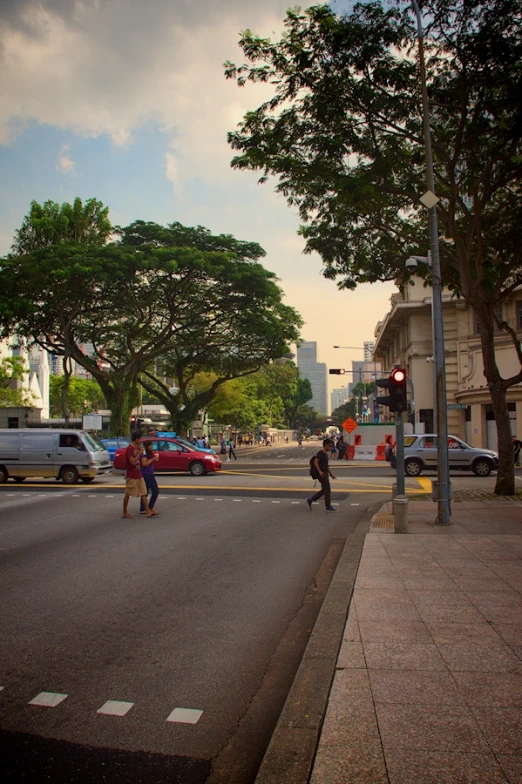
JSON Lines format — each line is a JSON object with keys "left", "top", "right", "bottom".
{"left": 88, "top": 495, "right": 97, "bottom": 497}
{"left": 213, "top": 498, "right": 223, "bottom": 501}
{"left": 195, "top": 497, "right": 204, "bottom": 501}
{"left": 233, "top": 499, "right": 242, "bottom": 502}
{"left": 0, "top": 686, "right": 4, "bottom": 691}
{"left": 167, "top": 707, "right": 203, "bottom": 724}
{"left": 29, "top": 692, "right": 68, "bottom": 707}
{"left": 176, "top": 497, "right": 186, "bottom": 500}
{"left": 271, "top": 500, "right": 280, "bottom": 504}
{"left": 71, "top": 494, "right": 81, "bottom": 497}
{"left": 351, "top": 503, "right": 360, "bottom": 506}
{"left": 252, "top": 500, "right": 261, "bottom": 503}
{"left": 97, "top": 700, "right": 134, "bottom": 716}
{"left": 290, "top": 501, "right": 299, "bottom": 504}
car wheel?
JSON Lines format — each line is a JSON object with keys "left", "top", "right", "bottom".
{"left": 472, "top": 459, "right": 491, "bottom": 477}
{"left": 0, "top": 466, "right": 8, "bottom": 483}
{"left": 81, "top": 477, "right": 95, "bottom": 484}
{"left": 61, "top": 466, "right": 79, "bottom": 484}
{"left": 13, "top": 477, "right": 25, "bottom": 483}
{"left": 190, "top": 461, "right": 206, "bottom": 476}
{"left": 405, "top": 458, "right": 423, "bottom": 477}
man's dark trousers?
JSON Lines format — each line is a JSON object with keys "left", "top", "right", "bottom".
{"left": 310, "top": 475, "right": 331, "bottom": 508}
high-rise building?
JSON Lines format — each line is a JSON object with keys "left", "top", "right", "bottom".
{"left": 363, "top": 341, "right": 375, "bottom": 362}
{"left": 297, "top": 341, "right": 328, "bottom": 416}
{"left": 331, "top": 386, "right": 349, "bottom": 413}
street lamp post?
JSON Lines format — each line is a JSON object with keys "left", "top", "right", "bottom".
{"left": 410, "top": 0, "right": 451, "bottom": 525}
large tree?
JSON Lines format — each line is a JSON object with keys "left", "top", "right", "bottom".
{"left": 0, "top": 356, "right": 35, "bottom": 407}
{"left": 0, "top": 223, "right": 302, "bottom": 435}
{"left": 12, "top": 197, "right": 111, "bottom": 255}
{"left": 225, "top": 0, "right": 522, "bottom": 494}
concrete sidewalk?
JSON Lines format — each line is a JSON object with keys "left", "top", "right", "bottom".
{"left": 310, "top": 496, "right": 522, "bottom": 784}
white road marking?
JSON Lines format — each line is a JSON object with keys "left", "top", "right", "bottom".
{"left": 195, "top": 497, "right": 204, "bottom": 501}
{"left": 176, "top": 497, "right": 186, "bottom": 500}
{"left": 271, "top": 500, "right": 280, "bottom": 504}
{"left": 252, "top": 500, "right": 261, "bottom": 503}
{"left": 233, "top": 499, "right": 242, "bottom": 502}
{"left": 213, "top": 498, "right": 223, "bottom": 501}
{"left": 351, "top": 503, "right": 360, "bottom": 506}
{"left": 97, "top": 700, "right": 134, "bottom": 717}
{"left": 29, "top": 692, "right": 68, "bottom": 707}
{"left": 167, "top": 707, "right": 203, "bottom": 724}
{"left": 291, "top": 501, "right": 299, "bottom": 504}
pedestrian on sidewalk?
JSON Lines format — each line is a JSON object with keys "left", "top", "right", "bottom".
{"left": 139, "top": 442, "right": 160, "bottom": 515}
{"left": 307, "top": 439, "right": 336, "bottom": 511}
{"left": 337, "top": 435, "right": 347, "bottom": 460}
{"left": 122, "top": 432, "right": 157, "bottom": 518}
{"left": 513, "top": 435, "right": 522, "bottom": 465}
{"left": 228, "top": 437, "right": 237, "bottom": 461}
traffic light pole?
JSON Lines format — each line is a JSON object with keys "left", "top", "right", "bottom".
{"left": 395, "top": 413, "right": 405, "bottom": 495}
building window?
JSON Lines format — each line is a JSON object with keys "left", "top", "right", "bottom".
{"left": 474, "top": 305, "right": 503, "bottom": 334}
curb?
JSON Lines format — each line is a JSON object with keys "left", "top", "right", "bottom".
{"left": 253, "top": 502, "right": 383, "bottom": 784}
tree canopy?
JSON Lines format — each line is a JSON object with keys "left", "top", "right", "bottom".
{"left": 0, "top": 356, "right": 35, "bottom": 407}
{"left": 12, "top": 197, "right": 111, "bottom": 255}
{"left": 225, "top": 0, "right": 522, "bottom": 493}
{"left": 0, "top": 219, "right": 302, "bottom": 434}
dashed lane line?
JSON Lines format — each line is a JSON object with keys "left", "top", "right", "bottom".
{"left": 11, "top": 689, "right": 203, "bottom": 725}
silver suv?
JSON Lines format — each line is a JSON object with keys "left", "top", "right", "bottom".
{"left": 390, "top": 434, "right": 498, "bottom": 477}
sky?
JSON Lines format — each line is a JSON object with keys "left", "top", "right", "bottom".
{"left": 0, "top": 0, "right": 396, "bottom": 404}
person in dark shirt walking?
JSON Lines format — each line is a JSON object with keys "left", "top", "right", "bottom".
{"left": 307, "top": 439, "right": 336, "bottom": 511}
{"left": 139, "top": 442, "right": 160, "bottom": 515}
{"left": 513, "top": 435, "right": 522, "bottom": 465}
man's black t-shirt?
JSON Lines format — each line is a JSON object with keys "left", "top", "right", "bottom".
{"left": 315, "top": 449, "right": 329, "bottom": 475}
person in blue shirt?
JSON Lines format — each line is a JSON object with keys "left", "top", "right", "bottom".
{"left": 139, "top": 442, "right": 160, "bottom": 515}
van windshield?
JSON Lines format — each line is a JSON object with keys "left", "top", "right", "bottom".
{"left": 81, "top": 433, "right": 105, "bottom": 451}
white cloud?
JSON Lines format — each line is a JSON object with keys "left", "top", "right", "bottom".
{"left": 57, "top": 142, "right": 75, "bottom": 174}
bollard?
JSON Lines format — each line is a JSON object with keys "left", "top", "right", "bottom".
{"left": 394, "top": 496, "right": 409, "bottom": 534}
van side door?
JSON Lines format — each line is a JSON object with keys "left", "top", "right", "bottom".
{"left": 20, "top": 432, "right": 56, "bottom": 478}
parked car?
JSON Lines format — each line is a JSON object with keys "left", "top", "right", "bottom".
{"left": 389, "top": 434, "right": 498, "bottom": 477}
{"left": 112, "top": 436, "right": 222, "bottom": 476}
{"left": 0, "top": 429, "right": 112, "bottom": 484}
{"left": 101, "top": 437, "right": 130, "bottom": 461}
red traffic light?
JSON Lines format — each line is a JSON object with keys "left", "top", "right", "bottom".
{"left": 391, "top": 368, "right": 405, "bottom": 383}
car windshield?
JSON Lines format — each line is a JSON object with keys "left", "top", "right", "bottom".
{"left": 176, "top": 437, "right": 199, "bottom": 450}
{"left": 82, "top": 432, "right": 105, "bottom": 451}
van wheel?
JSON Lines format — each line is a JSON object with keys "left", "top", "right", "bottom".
{"left": 81, "top": 477, "right": 95, "bottom": 484}
{"left": 0, "top": 466, "right": 8, "bottom": 483}
{"left": 472, "top": 459, "right": 491, "bottom": 477}
{"left": 405, "top": 458, "right": 423, "bottom": 477}
{"left": 190, "top": 461, "right": 206, "bottom": 476}
{"left": 61, "top": 466, "right": 79, "bottom": 484}
{"left": 13, "top": 477, "right": 25, "bottom": 483}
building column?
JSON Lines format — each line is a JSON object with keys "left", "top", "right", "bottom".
{"left": 515, "top": 401, "right": 522, "bottom": 439}
{"left": 469, "top": 402, "right": 485, "bottom": 448}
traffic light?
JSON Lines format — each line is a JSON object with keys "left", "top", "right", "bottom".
{"left": 329, "top": 368, "right": 346, "bottom": 375}
{"left": 375, "top": 376, "right": 392, "bottom": 408}
{"left": 390, "top": 367, "right": 407, "bottom": 413}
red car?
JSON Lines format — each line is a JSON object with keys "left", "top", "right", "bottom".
{"left": 113, "top": 436, "right": 222, "bottom": 476}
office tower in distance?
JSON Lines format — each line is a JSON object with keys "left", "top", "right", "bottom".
{"left": 297, "top": 341, "right": 328, "bottom": 416}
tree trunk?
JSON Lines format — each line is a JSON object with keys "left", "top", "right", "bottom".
{"left": 488, "top": 380, "right": 515, "bottom": 495}
{"left": 61, "top": 356, "right": 72, "bottom": 422}
{"left": 103, "top": 383, "right": 138, "bottom": 437}
{"left": 477, "top": 306, "right": 515, "bottom": 495}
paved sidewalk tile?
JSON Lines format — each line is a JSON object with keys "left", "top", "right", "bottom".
{"left": 309, "top": 502, "right": 522, "bottom": 784}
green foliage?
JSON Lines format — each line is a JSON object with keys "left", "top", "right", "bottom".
{"left": 0, "top": 219, "right": 303, "bottom": 434}
{"left": 12, "top": 198, "right": 111, "bottom": 255}
{"left": 0, "top": 356, "right": 35, "bottom": 407}
{"left": 49, "top": 375, "right": 106, "bottom": 418}
{"left": 225, "top": 0, "right": 522, "bottom": 493}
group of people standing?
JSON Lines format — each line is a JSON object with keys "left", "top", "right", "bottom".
{"left": 122, "top": 432, "right": 160, "bottom": 518}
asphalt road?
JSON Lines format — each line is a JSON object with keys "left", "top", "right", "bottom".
{"left": 0, "top": 450, "right": 377, "bottom": 784}
{"left": 1, "top": 444, "right": 515, "bottom": 783}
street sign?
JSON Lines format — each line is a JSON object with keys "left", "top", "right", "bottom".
{"left": 342, "top": 416, "right": 358, "bottom": 433}
{"left": 447, "top": 404, "right": 468, "bottom": 410}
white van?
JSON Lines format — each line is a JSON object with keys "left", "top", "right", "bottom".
{"left": 0, "top": 429, "right": 112, "bottom": 484}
